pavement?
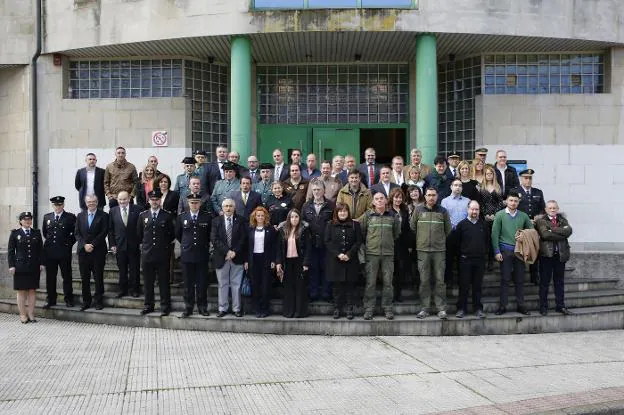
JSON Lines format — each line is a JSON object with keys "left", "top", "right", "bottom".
{"left": 0, "top": 313, "right": 623, "bottom": 414}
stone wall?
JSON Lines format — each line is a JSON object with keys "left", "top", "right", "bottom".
{"left": 0, "top": 66, "right": 32, "bottom": 242}
{"left": 0, "top": 0, "right": 34, "bottom": 64}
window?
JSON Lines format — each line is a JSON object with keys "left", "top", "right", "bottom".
{"left": 252, "top": 0, "right": 417, "bottom": 9}
{"left": 68, "top": 59, "right": 184, "bottom": 99}
{"left": 257, "top": 63, "right": 409, "bottom": 124}
{"left": 483, "top": 53, "right": 604, "bottom": 94}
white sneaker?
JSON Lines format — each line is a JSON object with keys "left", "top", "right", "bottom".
{"left": 438, "top": 310, "right": 448, "bottom": 320}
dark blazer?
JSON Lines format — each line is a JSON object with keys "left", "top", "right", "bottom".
{"left": 495, "top": 165, "right": 520, "bottom": 196}
{"left": 177, "top": 192, "right": 214, "bottom": 217}
{"left": 337, "top": 170, "right": 349, "bottom": 185}
{"left": 210, "top": 214, "right": 247, "bottom": 269}
{"left": 75, "top": 209, "right": 109, "bottom": 257}
{"left": 229, "top": 190, "right": 262, "bottom": 219}
{"left": 107, "top": 204, "right": 141, "bottom": 252}
{"left": 535, "top": 213, "right": 572, "bottom": 262}
{"left": 301, "top": 198, "right": 335, "bottom": 248}
{"left": 324, "top": 220, "right": 362, "bottom": 282}
{"left": 161, "top": 190, "right": 180, "bottom": 216}
{"left": 42, "top": 211, "right": 76, "bottom": 259}
{"left": 275, "top": 224, "right": 312, "bottom": 267}
{"left": 518, "top": 187, "right": 546, "bottom": 220}
{"left": 201, "top": 160, "right": 225, "bottom": 194}
{"left": 272, "top": 164, "right": 290, "bottom": 183}
{"left": 137, "top": 209, "right": 175, "bottom": 262}
{"left": 175, "top": 211, "right": 212, "bottom": 263}
{"left": 370, "top": 182, "right": 400, "bottom": 198}
{"left": 245, "top": 169, "right": 261, "bottom": 184}
{"left": 135, "top": 182, "right": 155, "bottom": 211}
{"left": 74, "top": 167, "right": 106, "bottom": 210}
{"left": 8, "top": 228, "right": 45, "bottom": 274}
{"left": 246, "top": 226, "right": 277, "bottom": 268}
{"left": 357, "top": 162, "right": 381, "bottom": 187}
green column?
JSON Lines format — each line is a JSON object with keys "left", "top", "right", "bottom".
{"left": 230, "top": 36, "right": 252, "bottom": 161}
{"left": 415, "top": 34, "right": 438, "bottom": 165}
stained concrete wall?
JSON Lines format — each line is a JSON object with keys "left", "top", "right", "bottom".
{"left": 0, "top": 0, "right": 35, "bottom": 64}
{"left": 476, "top": 48, "right": 624, "bottom": 251}
{"left": 43, "top": 0, "right": 624, "bottom": 53}
{"left": 0, "top": 66, "right": 32, "bottom": 242}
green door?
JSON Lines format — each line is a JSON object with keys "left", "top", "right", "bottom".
{"left": 312, "top": 128, "right": 358, "bottom": 162}
{"left": 257, "top": 125, "right": 311, "bottom": 163}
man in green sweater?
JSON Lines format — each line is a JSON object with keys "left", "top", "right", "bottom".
{"left": 491, "top": 189, "right": 533, "bottom": 315}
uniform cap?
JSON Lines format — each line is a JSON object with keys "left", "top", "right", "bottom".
{"left": 222, "top": 161, "right": 237, "bottom": 171}
{"left": 19, "top": 211, "right": 33, "bottom": 220}
{"left": 475, "top": 147, "right": 488, "bottom": 153}
{"left": 259, "top": 162, "right": 274, "bottom": 170}
{"left": 447, "top": 152, "right": 461, "bottom": 159}
{"left": 182, "top": 156, "right": 196, "bottom": 164}
{"left": 194, "top": 150, "right": 207, "bottom": 156}
{"left": 148, "top": 189, "right": 163, "bottom": 199}
{"left": 519, "top": 169, "right": 535, "bottom": 176}
{"left": 187, "top": 193, "right": 202, "bottom": 200}
{"left": 49, "top": 196, "right": 65, "bottom": 204}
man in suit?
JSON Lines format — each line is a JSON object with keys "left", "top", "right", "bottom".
{"left": 211, "top": 162, "right": 240, "bottom": 215}
{"left": 74, "top": 152, "right": 106, "bottom": 210}
{"left": 494, "top": 149, "right": 519, "bottom": 196}
{"left": 229, "top": 176, "right": 262, "bottom": 219}
{"left": 357, "top": 147, "right": 381, "bottom": 188}
{"left": 138, "top": 189, "right": 175, "bottom": 316}
{"left": 211, "top": 198, "right": 247, "bottom": 317}
{"left": 389, "top": 156, "right": 405, "bottom": 187}
{"left": 337, "top": 154, "right": 356, "bottom": 185}
{"left": 175, "top": 193, "right": 212, "bottom": 317}
{"left": 42, "top": 196, "right": 77, "bottom": 308}
{"left": 517, "top": 168, "right": 546, "bottom": 285}
{"left": 370, "top": 166, "right": 399, "bottom": 198}
{"left": 246, "top": 155, "right": 261, "bottom": 184}
{"left": 173, "top": 156, "right": 199, "bottom": 200}
{"left": 272, "top": 149, "right": 290, "bottom": 183}
{"left": 201, "top": 145, "right": 228, "bottom": 194}
{"left": 108, "top": 191, "right": 142, "bottom": 298}
{"left": 75, "top": 194, "right": 109, "bottom": 311}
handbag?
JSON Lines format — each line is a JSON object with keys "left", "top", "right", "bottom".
{"left": 241, "top": 272, "right": 252, "bottom": 297}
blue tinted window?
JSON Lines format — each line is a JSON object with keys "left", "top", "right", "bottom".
{"left": 362, "top": 0, "right": 413, "bottom": 6}
{"left": 308, "top": 0, "right": 356, "bottom": 7}
{"left": 253, "top": 0, "right": 304, "bottom": 8}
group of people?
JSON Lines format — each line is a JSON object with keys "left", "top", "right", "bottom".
{"left": 8, "top": 144, "right": 574, "bottom": 323}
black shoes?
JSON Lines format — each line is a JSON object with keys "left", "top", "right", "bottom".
{"left": 80, "top": 304, "right": 91, "bottom": 311}
{"left": 216, "top": 311, "right": 226, "bottom": 318}
{"left": 516, "top": 307, "right": 531, "bottom": 316}
{"left": 540, "top": 309, "right": 548, "bottom": 316}
{"left": 140, "top": 307, "right": 154, "bottom": 315}
{"left": 557, "top": 307, "right": 574, "bottom": 316}
{"left": 131, "top": 291, "right": 140, "bottom": 298}
{"left": 95, "top": 303, "right": 104, "bottom": 310}
{"left": 180, "top": 309, "right": 192, "bottom": 318}
{"left": 333, "top": 309, "right": 340, "bottom": 319}
{"left": 42, "top": 302, "right": 55, "bottom": 309}
{"left": 160, "top": 308, "right": 171, "bottom": 317}
{"left": 494, "top": 307, "right": 506, "bottom": 315}
{"left": 234, "top": 311, "right": 243, "bottom": 318}
{"left": 199, "top": 308, "right": 210, "bottom": 317}
{"left": 65, "top": 301, "right": 74, "bottom": 307}
{"left": 115, "top": 292, "right": 127, "bottom": 299}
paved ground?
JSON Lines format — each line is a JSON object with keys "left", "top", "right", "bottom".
{"left": 0, "top": 313, "right": 623, "bottom": 414}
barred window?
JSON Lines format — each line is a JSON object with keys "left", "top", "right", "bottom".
{"left": 484, "top": 53, "right": 605, "bottom": 94}
{"left": 257, "top": 64, "right": 409, "bottom": 124}
{"left": 68, "top": 59, "right": 184, "bottom": 99}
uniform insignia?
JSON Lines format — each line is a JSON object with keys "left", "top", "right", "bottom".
{"left": 47, "top": 219, "right": 50, "bottom": 225}
{"left": 281, "top": 203, "right": 287, "bottom": 207}
{"left": 17, "top": 235, "right": 21, "bottom": 240}
{"left": 299, "top": 185, "right": 304, "bottom": 190}
{"left": 184, "top": 220, "right": 188, "bottom": 225}
{"left": 144, "top": 218, "right": 149, "bottom": 223}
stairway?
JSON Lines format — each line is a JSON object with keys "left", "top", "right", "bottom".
{"left": 1, "top": 254, "right": 623, "bottom": 336}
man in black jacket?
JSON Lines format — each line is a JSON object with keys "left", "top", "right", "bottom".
{"left": 74, "top": 152, "right": 106, "bottom": 210}
{"left": 75, "top": 194, "right": 109, "bottom": 311}
{"left": 42, "top": 196, "right": 77, "bottom": 308}
{"left": 494, "top": 149, "right": 519, "bottom": 196}
{"left": 137, "top": 190, "right": 175, "bottom": 316}
{"left": 176, "top": 194, "right": 212, "bottom": 317}
{"left": 108, "top": 191, "right": 142, "bottom": 298}
{"left": 517, "top": 168, "right": 546, "bottom": 285}
{"left": 211, "top": 198, "right": 247, "bottom": 317}
{"left": 453, "top": 200, "right": 488, "bottom": 318}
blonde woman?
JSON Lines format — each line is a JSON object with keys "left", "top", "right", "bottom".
{"left": 471, "top": 158, "right": 485, "bottom": 183}
{"left": 479, "top": 165, "right": 504, "bottom": 270}
{"left": 136, "top": 165, "right": 156, "bottom": 209}
{"left": 457, "top": 161, "right": 480, "bottom": 202}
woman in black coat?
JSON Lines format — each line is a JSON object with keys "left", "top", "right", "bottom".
{"left": 245, "top": 206, "right": 276, "bottom": 318}
{"left": 8, "top": 212, "right": 45, "bottom": 324}
{"left": 275, "top": 209, "right": 311, "bottom": 318}
{"left": 324, "top": 203, "right": 363, "bottom": 320}
{"left": 265, "top": 181, "right": 293, "bottom": 228}
{"left": 388, "top": 188, "right": 412, "bottom": 303}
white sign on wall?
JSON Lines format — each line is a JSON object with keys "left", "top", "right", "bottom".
{"left": 152, "top": 131, "right": 169, "bottom": 147}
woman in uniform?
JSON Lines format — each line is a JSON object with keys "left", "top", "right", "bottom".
{"left": 8, "top": 212, "right": 45, "bottom": 323}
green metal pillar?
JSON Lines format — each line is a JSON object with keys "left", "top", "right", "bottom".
{"left": 230, "top": 36, "right": 252, "bottom": 162}
{"left": 415, "top": 34, "right": 438, "bottom": 165}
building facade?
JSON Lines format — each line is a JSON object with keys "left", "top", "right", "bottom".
{"left": 1, "top": 0, "right": 624, "bottom": 250}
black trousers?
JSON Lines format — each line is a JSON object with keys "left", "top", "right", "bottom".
{"left": 333, "top": 281, "right": 355, "bottom": 310}
{"left": 457, "top": 256, "right": 485, "bottom": 312}
{"left": 393, "top": 243, "right": 409, "bottom": 300}
{"left": 282, "top": 258, "right": 308, "bottom": 318}
{"left": 251, "top": 253, "right": 273, "bottom": 314}
{"left": 181, "top": 261, "right": 208, "bottom": 310}
{"left": 539, "top": 254, "right": 566, "bottom": 310}
{"left": 444, "top": 233, "right": 459, "bottom": 285}
{"left": 115, "top": 249, "right": 141, "bottom": 294}
{"left": 78, "top": 253, "right": 106, "bottom": 306}
{"left": 499, "top": 249, "right": 525, "bottom": 308}
{"left": 45, "top": 255, "right": 73, "bottom": 303}
{"left": 143, "top": 260, "right": 171, "bottom": 309}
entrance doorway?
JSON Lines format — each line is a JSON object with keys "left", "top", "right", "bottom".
{"left": 359, "top": 129, "right": 407, "bottom": 165}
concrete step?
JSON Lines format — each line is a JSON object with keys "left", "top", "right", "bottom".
{"left": 35, "top": 288, "right": 624, "bottom": 315}
{"left": 1, "top": 299, "right": 623, "bottom": 336}
{"left": 63, "top": 277, "right": 619, "bottom": 300}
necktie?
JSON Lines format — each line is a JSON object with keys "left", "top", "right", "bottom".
{"left": 242, "top": 193, "right": 247, "bottom": 205}
{"left": 122, "top": 207, "right": 128, "bottom": 226}
{"left": 551, "top": 216, "right": 557, "bottom": 228}
{"left": 55, "top": 215, "right": 60, "bottom": 222}
{"left": 250, "top": 171, "right": 256, "bottom": 180}
{"left": 226, "top": 217, "right": 232, "bottom": 247}
{"left": 192, "top": 214, "right": 197, "bottom": 222}
{"left": 88, "top": 213, "right": 94, "bottom": 227}
{"left": 152, "top": 212, "right": 157, "bottom": 222}
{"left": 368, "top": 164, "right": 374, "bottom": 187}
{"left": 25, "top": 229, "right": 30, "bottom": 236}
{"left": 275, "top": 166, "right": 281, "bottom": 181}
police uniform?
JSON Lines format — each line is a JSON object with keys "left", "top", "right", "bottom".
{"left": 175, "top": 193, "right": 212, "bottom": 317}
{"left": 42, "top": 196, "right": 77, "bottom": 307}
{"left": 517, "top": 169, "right": 546, "bottom": 285}
{"left": 138, "top": 189, "right": 175, "bottom": 316}
{"left": 8, "top": 212, "right": 44, "bottom": 291}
